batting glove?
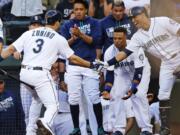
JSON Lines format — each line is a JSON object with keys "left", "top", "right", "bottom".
{"left": 90, "top": 60, "right": 108, "bottom": 72}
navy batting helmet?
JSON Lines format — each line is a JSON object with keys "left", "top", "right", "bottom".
{"left": 45, "top": 10, "right": 62, "bottom": 25}
{"left": 128, "top": 6, "right": 146, "bottom": 18}
{"left": 30, "top": 15, "right": 43, "bottom": 25}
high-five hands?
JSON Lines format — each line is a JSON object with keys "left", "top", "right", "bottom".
{"left": 90, "top": 59, "right": 109, "bottom": 72}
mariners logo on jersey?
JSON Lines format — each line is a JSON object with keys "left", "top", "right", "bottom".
{"left": 0, "top": 97, "right": 14, "bottom": 111}
{"left": 143, "top": 34, "right": 170, "bottom": 49}
{"left": 105, "top": 24, "right": 132, "bottom": 38}
{"left": 115, "top": 61, "right": 134, "bottom": 68}
{"left": 70, "top": 23, "right": 91, "bottom": 35}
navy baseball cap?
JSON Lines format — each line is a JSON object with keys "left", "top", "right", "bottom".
{"left": 30, "top": 15, "right": 43, "bottom": 25}
{"left": 45, "top": 10, "right": 62, "bottom": 25}
{"left": 128, "top": 6, "right": 146, "bottom": 18}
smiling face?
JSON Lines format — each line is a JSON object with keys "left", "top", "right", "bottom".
{"left": 73, "top": 3, "right": 87, "bottom": 20}
{"left": 112, "top": 5, "right": 125, "bottom": 20}
{"left": 131, "top": 12, "right": 150, "bottom": 30}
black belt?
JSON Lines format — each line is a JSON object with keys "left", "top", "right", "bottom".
{"left": 21, "top": 65, "right": 43, "bottom": 70}
{"left": 58, "top": 112, "right": 69, "bottom": 114}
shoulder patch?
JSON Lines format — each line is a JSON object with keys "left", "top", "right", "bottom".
{"left": 139, "top": 54, "right": 144, "bottom": 61}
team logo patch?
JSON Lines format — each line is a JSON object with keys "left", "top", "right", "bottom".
{"left": 139, "top": 54, "right": 144, "bottom": 61}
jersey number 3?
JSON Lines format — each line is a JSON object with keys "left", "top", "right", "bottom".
{"left": 33, "top": 39, "right": 44, "bottom": 53}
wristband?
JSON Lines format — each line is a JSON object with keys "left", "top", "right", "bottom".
{"left": 130, "top": 82, "right": 138, "bottom": 94}
{"left": 104, "top": 85, "right": 112, "bottom": 93}
{"left": 59, "top": 72, "right": 65, "bottom": 82}
{"left": 0, "top": 55, "right": 4, "bottom": 62}
{"left": 107, "top": 57, "right": 118, "bottom": 66}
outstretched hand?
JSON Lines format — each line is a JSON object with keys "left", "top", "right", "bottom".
{"left": 122, "top": 88, "right": 138, "bottom": 100}
{"left": 90, "top": 59, "right": 109, "bottom": 72}
{"left": 122, "top": 90, "right": 133, "bottom": 100}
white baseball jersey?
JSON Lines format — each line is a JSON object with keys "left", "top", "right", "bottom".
{"left": 126, "top": 17, "right": 180, "bottom": 100}
{"left": 0, "top": 18, "right": 3, "bottom": 39}
{"left": 105, "top": 42, "right": 150, "bottom": 92}
{"left": 104, "top": 43, "right": 152, "bottom": 133}
{"left": 13, "top": 27, "right": 74, "bottom": 69}
{"left": 126, "top": 17, "right": 180, "bottom": 61}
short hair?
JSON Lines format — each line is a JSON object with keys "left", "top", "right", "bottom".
{"left": 114, "top": 27, "right": 127, "bottom": 35}
{"left": 112, "top": 0, "right": 125, "bottom": 8}
{"left": 74, "top": 0, "right": 89, "bottom": 9}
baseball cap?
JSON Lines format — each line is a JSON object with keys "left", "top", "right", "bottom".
{"left": 45, "top": 10, "right": 62, "bottom": 25}
{"left": 128, "top": 6, "right": 146, "bottom": 18}
{"left": 30, "top": 15, "right": 43, "bottom": 25}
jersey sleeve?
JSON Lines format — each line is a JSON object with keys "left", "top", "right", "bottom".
{"left": 126, "top": 34, "right": 141, "bottom": 53}
{"left": 104, "top": 48, "right": 114, "bottom": 71}
{"left": 12, "top": 32, "right": 27, "bottom": 53}
{"left": 160, "top": 17, "right": 180, "bottom": 35}
{"left": 58, "top": 36, "right": 74, "bottom": 59}
{"left": 133, "top": 48, "right": 146, "bottom": 68}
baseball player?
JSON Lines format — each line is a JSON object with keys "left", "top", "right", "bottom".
{"left": 14, "top": 15, "right": 44, "bottom": 126}
{"left": 103, "top": 6, "right": 180, "bottom": 135}
{"left": 0, "top": 10, "right": 101, "bottom": 135}
{"left": 60, "top": 0, "right": 104, "bottom": 135}
{"left": 100, "top": 0, "right": 137, "bottom": 56}
{"left": 103, "top": 27, "right": 152, "bottom": 135}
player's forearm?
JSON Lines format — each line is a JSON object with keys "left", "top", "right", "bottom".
{"left": 96, "top": 49, "right": 102, "bottom": 60}
{"left": 68, "top": 37, "right": 76, "bottom": 46}
{"left": 130, "top": 67, "right": 143, "bottom": 93}
{"left": 69, "top": 54, "right": 91, "bottom": 68}
{"left": 1, "top": 44, "right": 16, "bottom": 60}
{"left": 79, "top": 33, "right": 93, "bottom": 44}
{"left": 104, "top": 70, "right": 114, "bottom": 93}
{"left": 107, "top": 49, "right": 131, "bottom": 66}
